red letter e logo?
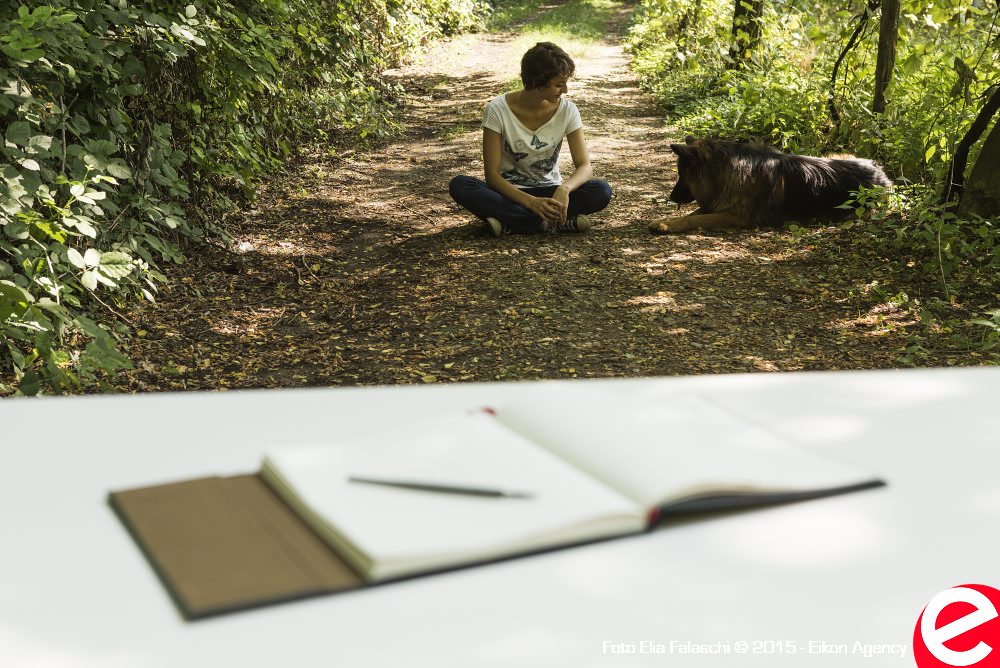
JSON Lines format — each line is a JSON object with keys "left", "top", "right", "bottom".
{"left": 915, "top": 585, "right": 1000, "bottom": 667}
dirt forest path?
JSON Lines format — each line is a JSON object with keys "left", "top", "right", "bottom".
{"left": 114, "top": 4, "right": 920, "bottom": 392}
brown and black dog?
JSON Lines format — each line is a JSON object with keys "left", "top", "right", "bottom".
{"left": 650, "top": 136, "right": 892, "bottom": 233}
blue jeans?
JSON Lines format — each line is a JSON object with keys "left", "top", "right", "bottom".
{"left": 449, "top": 176, "right": 613, "bottom": 234}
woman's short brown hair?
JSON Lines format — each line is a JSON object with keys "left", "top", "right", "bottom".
{"left": 520, "top": 42, "right": 575, "bottom": 90}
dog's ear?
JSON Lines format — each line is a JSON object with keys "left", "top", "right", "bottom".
{"left": 684, "top": 135, "right": 696, "bottom": 145}
{"left": 671, "top": 143, "right": 697, "bottom": 160}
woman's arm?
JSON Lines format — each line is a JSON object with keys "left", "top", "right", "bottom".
{"left": 551, "top": 128, "right": 593, "bottom": 223}
{"left": 560, "top": 128, "right": 594, "bottom": 191}
{"left": 483, "top": 128, "right": 563, "bottom": 224}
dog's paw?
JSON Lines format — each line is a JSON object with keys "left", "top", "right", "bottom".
{"left": 648, "top": 221, "right": 673, "bottom": 234}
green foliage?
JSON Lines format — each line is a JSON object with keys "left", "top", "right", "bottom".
{"left": 627, "top": 0, "right": 1000, "bottom": 169}
{"left": 1, "top": 0, "right": 489, "bottom": 395}
{"left": 627, "top": 0, "right": 1000, "bottom": 364}
{"left": 841, "top": 184, "right": 1000, "bottom": 364}
{"left": 971, "top": 308, "right": 1000, "bottom": 354}
{"left": 854, "top": 184, "right": 1000, "bottom": 296}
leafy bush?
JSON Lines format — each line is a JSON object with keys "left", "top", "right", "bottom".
{"left": 626, "top": 0, "right": 1000, "bottom": 172}
{"left": 851, "top": 184, "right": 1000, "bottom": 295}
{"left": 626, "top": 0, "right": 1000, "bottom": 361}
{"left": 1, "top": 0, "right": 489, "bottom": 395}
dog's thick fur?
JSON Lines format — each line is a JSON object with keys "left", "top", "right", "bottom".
{"left": 650, "top": 136, "right": 892, "bottom": 233}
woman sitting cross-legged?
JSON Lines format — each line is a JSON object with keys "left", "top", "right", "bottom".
{"left": 449, "top": 42, "right": 613, "bottom": 237}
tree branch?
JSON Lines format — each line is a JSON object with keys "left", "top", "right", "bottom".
{"left": 828, "top": 0, "right": 881, "bottom": 125}
{"left": 942, "top": 84, "right": 1000, "bottom": 203}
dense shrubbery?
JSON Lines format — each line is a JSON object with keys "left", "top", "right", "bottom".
{"left": 0, "top": 0, "right": 488, "bottom": 395}
{"left": 627, "top": 0, "right": 1000, "bottom": 360}
{"left": 626, "top": 0, "right": 998, "bottom": 176}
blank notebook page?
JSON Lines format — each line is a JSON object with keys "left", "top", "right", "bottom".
{"left": 498, "top": 393, "right": 878, "bottom": 509}
{"left": 262, "top": 413, "right": 644, "bottom": 574}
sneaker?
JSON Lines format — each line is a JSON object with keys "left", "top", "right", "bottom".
{"left": 485, "top": 217, "right": 508, "bottom": 237}
{"left": 558, "top": 214, "right": 591, "bottom": 233}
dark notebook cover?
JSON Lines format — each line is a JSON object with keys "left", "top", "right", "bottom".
{"left": 109, "top": 475, "right": 363, "bottom": 620}
{"left": 111, "top": 474, "right": 887, "bottom": 620}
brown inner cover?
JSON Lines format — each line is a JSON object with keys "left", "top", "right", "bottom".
{"left": 109, "top": 474, "right": 363, "bottom": 619}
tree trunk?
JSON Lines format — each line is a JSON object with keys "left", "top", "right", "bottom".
{"left": 872, "top": 0, "right": 900, "bottom": 113}
{"left": 944, "top": 85, "right": 1000, "bottom": 205}
{"left": 678, "top": 0, "right": 703, "bottom": 51}
{"left": 828, "top": 0, "right": 881, "bottom": 125}
{"left": 958, "top": 117, "right": 1000, "bottom": 218}
{"left": 727, "top": 0, "right": 766, "bottom": 70}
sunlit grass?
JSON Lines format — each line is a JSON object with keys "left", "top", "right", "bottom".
{"left": 491, "top": 0, "right": 621, "bottom": 89}
{"left": 491, "top": 0, "right": 617, "bottom": 36}
{"left": 526, "top": 0, "right": 617, "bottom": 39}
{"left": 488, "top": 0, "right": 550, "bottom": 28}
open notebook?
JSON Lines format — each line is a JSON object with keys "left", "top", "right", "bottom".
{"left": 110, "top": 393, "right": 885, "bottom": 619}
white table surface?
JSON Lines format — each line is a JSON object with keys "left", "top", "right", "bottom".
{"left": 3, "top": 367, "right": 998, "bottom": 667}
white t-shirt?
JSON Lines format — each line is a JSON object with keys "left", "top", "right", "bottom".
{"left": 482, "top": 94, "right": 583, "bottom": 189}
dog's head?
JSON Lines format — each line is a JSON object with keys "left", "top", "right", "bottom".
{"left": 668, "top": 136, "right": 700, "bottom": 204}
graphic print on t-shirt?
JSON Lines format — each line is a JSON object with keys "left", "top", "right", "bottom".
{"left": 504, "top": 139, "right": 528, "bottom": 162}
{"left": 500, "top": 168, "right": 537, "bottom": 187}
{"left": 530, "top": 134, "right": 549, "bottom": 150}
{"left": 481, "top": 95, "right": 583, "bottom": 189}
{"left": 530, "top": 147, "right": 560, "bottom": 175}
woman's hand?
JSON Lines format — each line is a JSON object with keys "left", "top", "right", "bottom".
{"left": 528, "top": 196, "right": 565, "bottom": 231}
{"left": 552, "top": 186, "right": 570, "bottom": 224}
{"left": 535, "top": 187, "right": 570, "bottom": 232}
